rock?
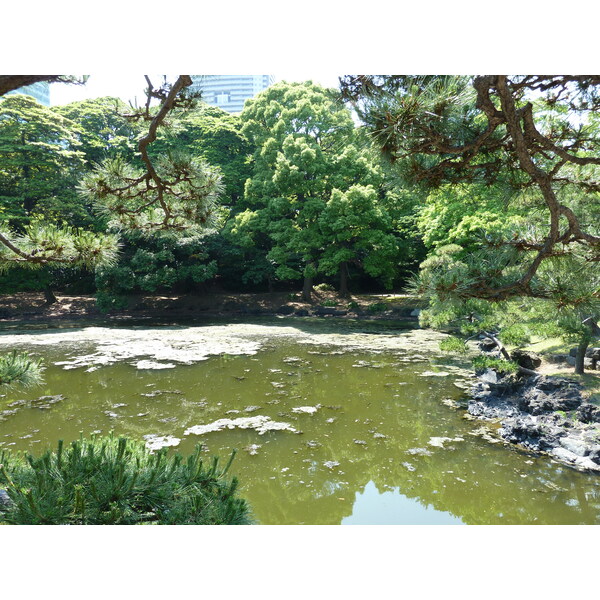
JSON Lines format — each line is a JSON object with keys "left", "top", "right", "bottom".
{"left": 551, "top": 447, "right": 579, "bottom": 463}
{"left": 313, "top": 307, "right": 348, "bottom": 317}
{"left": 510, "top": 349, "right": 542, "bottom": 370}
{"left": 410, "top": 309, "right": 421, "bottom": 317}
{"left": 574, "top": 457, "right": 600, "bottom": 471}
{"left": 479, "top": 368, "right": 499, "bottom": 384}
{"left": 294, "top": 309, "right": 309, "bottom": 316}
{"left": 469, "top": 374, "right": 600, "bottom": 471}
{"left": 560, "top": 437, "right": 588, "bottom": 457}
{"left": 570, "top": 346, "right": 600, "bottom": 358}
{"left": 479, "top": 338, "right": 498, "bottom": 352}
{"left": 577, "top": 403, "right": 600, "bottom": 423}
{"left": 587, "top": 446, "right": 600, "bottom": 464}
{"left": 519, "top": 390, "right": 582, "bottom": 415}
{"left": 546, "top": 354, "right": 568, "bottom": 364}
{"left": 275, "top": 305, "right": 295, "bottom": 315}
{"left": 567, "top": 356, "right": 594, "bottom": 368}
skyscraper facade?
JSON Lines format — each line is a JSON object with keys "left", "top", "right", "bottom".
{"left": 190, "top": 75, "right": 275, "bottom": 114}
{"left": 6, "top": 81, "right": 51, "bottom": 105}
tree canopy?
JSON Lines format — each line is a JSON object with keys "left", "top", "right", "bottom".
{"left": 340, "top": 75, "right": 600, "bottom": 371}
{"left": 237, "top": 80, "right": 400, "bottom": 298}
{"left": 340, "top": 75, "right": 600, "bottom": 301}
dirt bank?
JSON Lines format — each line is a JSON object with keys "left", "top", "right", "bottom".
{"left": 0, "top": 291, "right": 422, "bottom": 325}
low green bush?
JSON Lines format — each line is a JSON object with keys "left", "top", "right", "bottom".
{"left": 0, "top": 435, "right": 252, "bottom": 525}
{"left": 95, "top": 292, "right": 129, "bottom": 313}
{"left": 498, "top": 324, "right": 531, "bottom": 347}
{"left": 314, "top": 283, "right": 335, "bottom": 292}
{"left": 367, "top": 302, "right": 387, "bottom": 314}
{"left": 472, "top": 355, "right": 519, "bottom": 374}
{"left": 439, "top": 336, "right": 468, "bottom": 354}
{"left": 320, "top": 299, "right": 338, "bottom": 307}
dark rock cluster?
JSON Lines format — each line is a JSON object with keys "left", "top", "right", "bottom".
{"left": 469, "top": 374, "right": 600, "bottom": 472}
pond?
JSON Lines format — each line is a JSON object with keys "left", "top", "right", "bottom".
{"left": 1, "top": 317, "right": 599, "bottom": 525}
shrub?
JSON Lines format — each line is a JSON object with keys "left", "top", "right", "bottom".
{"left": 95, "top": 292, "right": 129, "bottom": 313}
{"left": 439, "top": 336, "right": 468, "bottom": 354}
{"left": 498, "top": 324, "right": 531, "bottom": 347}
{"left": 367, "top": 302, "right": 387, "bottom": 314}
{"left": 314, "top": 283, "right": 335, "bottom": 292}
{"left": 472, "top": 355, "right": 519, "bottom": 374}
{"left": 0, "top": 435, "right": 252, "bottom": 525}
{"left": 320, "top": 299, "right": 338, "bottom": 307}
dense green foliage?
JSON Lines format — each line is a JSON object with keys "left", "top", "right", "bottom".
{"left": 341, "top": 75, "right": 600, "bottom": 372}
{"left": 0, "top": 79, "right": 419, "bottom": 298}
{"left": 235, "top": 81, "right": 410, "bottom": 297}
{"left": 150, "top": 104, "right": 253, "bottom": 208}
{"left": 53, "top": 96, "right": 140, "bottom": 169}
{"left": 0, "top": 94, "right": 121, "bottom": 293}
{"left": 95, "top": 229, "right": 218, "bottom": 299}
{"left": 0, "top": 350, "right": 43, "bottom": 386}
{"left": 0, "top": 435, "right": 251, "bottom": 525}
{"left": 0, "top": 95, "right": 87, "bottom": 228}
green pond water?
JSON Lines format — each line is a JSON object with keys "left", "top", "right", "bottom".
{"left": 1, "top": 317, "right": 599, "bottom": 525}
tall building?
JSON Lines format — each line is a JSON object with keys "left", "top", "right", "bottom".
{"left": 5, "top": 80, "right": 51, "bottom": 106}
{"left": 190, "top": 75, "right": 275, "bottom": 114}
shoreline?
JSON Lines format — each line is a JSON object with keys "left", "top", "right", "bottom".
{"left": 0, "top": 291, "right": 422, "bottom": 326}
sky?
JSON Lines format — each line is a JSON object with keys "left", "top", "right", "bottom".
{"left": 49, "top": 74, "right": 342, "bottom": 106}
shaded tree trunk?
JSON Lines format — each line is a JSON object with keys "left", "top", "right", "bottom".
{"left": 302, "top": 275, "right": 313, "bottom": 302}
{"left": 575, "top": 338, "right": 589, "bottom": 375}
{"left": 44, "top": 286, "right": 58, "bottom": 306}
{"left": 576, "top": 317, "right": 600, "bottom": 375}
{"left": 339, "top": 261, "right": 349, "bottom": 298}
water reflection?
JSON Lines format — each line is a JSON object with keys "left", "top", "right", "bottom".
{"left": 342, "top": 481, "right": 463, "bottom": 525}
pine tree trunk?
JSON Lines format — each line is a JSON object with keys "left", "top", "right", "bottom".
{"left": 575, "top": 339, "right": 589, "bottom": 375}
{"left": 339, "top": 261, "right": 349, "bottom": 298}
{"left": 301, "top": 276, "right": 313, "bottom": 302}
{"left": 44, "top": 286, "right": 58, "bottom": 306}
